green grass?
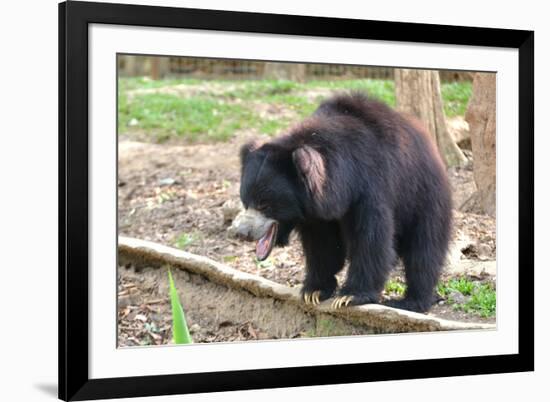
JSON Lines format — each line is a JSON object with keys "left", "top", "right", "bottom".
{"left": 382, "top": 276, "right": 495, "bottom": 318}
{"left": 306, "top": 79, "right": 396, "bottom": 106}
{"left": 462, "top": 286, "right": 496, "bottom": 317}
{"left": 174, "top": 232, "right": 198, "bottom": 250}
{"left": 167, "top": 269, "right": 192, "bottom": 344}
{"left": 259, "top": 119, "right": 286, "bottom": 136}
{"left": 222, "top": 255, "right": 238, "bottom": 263}
{"left": 118, "top": 77, "right": 472, "bottom": 143}
{"left": 254, "top": 256, "right": 275, "bottom": 269}
{"left": 438, "top": 277, "right": 476, "bottom": 297}
{"left": 118, "top": 94, "right": 253, "bottom": 142}
{"left": 441, "top": 81, "right": 472, "bottom": 117}
{"left": 384, "top": 279, "right": 406, "bottom": 296}
{"left": 438, "top": 277, "right": 496, "bottom": 318}
{"left": 304, "top": 317, "right": 348, "bottom": 338}
{"left": 229, "top": 79, "right": 299, "bottom": 99}
{"left": 314, "top": 318, "right": 339, "bottom": 337}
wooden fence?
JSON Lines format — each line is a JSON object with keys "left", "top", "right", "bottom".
{"left": 118, "top": 55, "right": 472, "bottom": 82}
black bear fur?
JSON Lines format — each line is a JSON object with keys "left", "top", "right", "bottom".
{"left": 239, "top": 92, "right": 452, "bottom": 313}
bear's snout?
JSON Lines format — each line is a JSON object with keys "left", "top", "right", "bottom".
{"left": 228, "top": 208, "right": 276, "bottom": 241}
{"left": 233, "top": 223, "right": 253, "bottom": 241}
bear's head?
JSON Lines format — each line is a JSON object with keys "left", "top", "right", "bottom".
{"left": 236, "top": 139, "right": 326, "bottom": 260}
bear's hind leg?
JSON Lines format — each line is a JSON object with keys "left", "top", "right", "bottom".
{"left": 299, "top": 221, "right": 346, "bottom": 305}
{"left": 387, "top": 217, "right": 450, "bottom": 313}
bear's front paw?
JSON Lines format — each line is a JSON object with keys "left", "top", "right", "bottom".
{"left": 331, "top": 295, "right": 354, "bottom": 308}
{"left": 331, "top": 292, "right": 380, "bottom": 309}
{"left": 301, "top": 288, "right": 334, "bottom": 306}
{"left": 303, "top": 290, "right": 322, "bottom": 305}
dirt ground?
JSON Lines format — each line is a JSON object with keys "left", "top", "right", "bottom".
{"left": 117, "top": 125, "right": 496, "bottom": 346}
{"left": 118, "top": 265, "right": 278, "bottom": 346}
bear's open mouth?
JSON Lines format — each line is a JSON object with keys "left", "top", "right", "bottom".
{"left": 255, "top": 222, "right": 278, "bottom": 261}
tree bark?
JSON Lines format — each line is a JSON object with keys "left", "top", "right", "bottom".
{"left": 263, "top": 62, "right": 306, "bottom": 82}
{"left": 150, "top": 57, "right": 170, "bottom": 80}
{"left": 394, "top": 69, "right": 467, "bottom": 167}
{"left": 463, "top": 73, "right": 496, "bottom": 216}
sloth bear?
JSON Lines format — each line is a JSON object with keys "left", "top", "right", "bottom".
{"left": 237, "top": 92, "right": 452, "bottom": 313}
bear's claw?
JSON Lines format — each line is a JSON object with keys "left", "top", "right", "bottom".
{"left": 331, "top": 295, "right": 354, "bottom": 309}
{"left": 303, "top": 290, "right": 321, "bottom": 305}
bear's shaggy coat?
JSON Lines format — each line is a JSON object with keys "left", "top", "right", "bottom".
{"left": 239, "top": 92, "right": 452, "bottom": 312}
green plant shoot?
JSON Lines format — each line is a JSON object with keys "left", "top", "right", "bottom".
{"left": 168, "top": 269, "right": 193, "bottom": 344}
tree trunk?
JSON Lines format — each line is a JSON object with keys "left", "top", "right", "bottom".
{"left": 463, "top": 73, "right": 496, "bottom": 216}
{"left": 150, "top": 57, "right": 170, "bottom": 80}
{"left": 394, "top": 69, "right": 467, "bottom": 167}
{"left": 263, "top": 62, "right": 306, "bottom": 82}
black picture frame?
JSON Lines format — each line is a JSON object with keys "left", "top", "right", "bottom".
{"left": 59, "top": 1, "right": 534, "bottom": 400}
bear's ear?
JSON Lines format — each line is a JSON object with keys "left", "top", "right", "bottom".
{"left": 292, "top": 145, "right": 326, "bottom": 198}
{"left": 240, "top": 140, "right": 262, "bottom": 164}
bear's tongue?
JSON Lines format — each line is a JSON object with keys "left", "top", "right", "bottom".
{"left": 255, "top": 222, "right": 278, "bottom": 261}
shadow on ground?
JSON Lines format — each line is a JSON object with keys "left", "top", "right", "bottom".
{"left": 34, "top": 383, "right": 57, "bottom": 398}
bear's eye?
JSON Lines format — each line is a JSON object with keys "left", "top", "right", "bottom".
{"left": 256, "top": 202, "right": 269, "bottom": 212}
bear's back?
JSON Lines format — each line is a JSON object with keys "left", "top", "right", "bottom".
{"left": 314, "top": 92, "right": 401, "bottom": 134}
